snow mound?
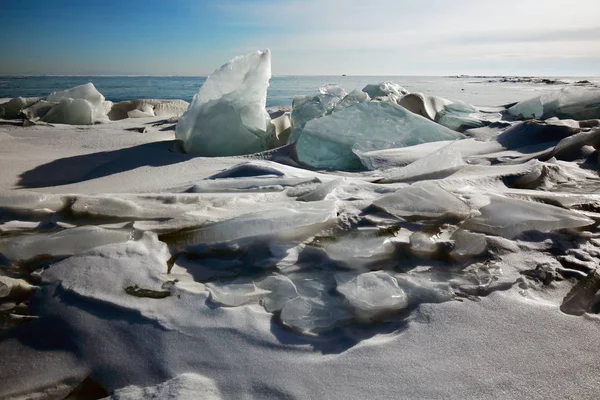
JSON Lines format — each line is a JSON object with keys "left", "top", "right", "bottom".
{"left": 508, "top": 88, "right": 600, "bottom": 120}
{"left": 176, "top": 49, "right": 273, "bottom": 156}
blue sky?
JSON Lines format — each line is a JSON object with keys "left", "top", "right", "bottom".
{"left": 1, "top": 0, "right": 599, "bottom": 76}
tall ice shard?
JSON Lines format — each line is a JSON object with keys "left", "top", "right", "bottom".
{"left": 176, "top": 50, "right": 272, "bottom": 156}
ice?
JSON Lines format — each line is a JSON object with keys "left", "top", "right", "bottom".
{"left": 462, "top": 194, "right": 594, "bottom": 239}
{"left": 174, "top": 201, "right": 337, "bottom": 246}
{"left": 0, "top": 97, "right": 39, "bottom": 119}
{"left": 279, "top": 292, "right": 351, "bottom": 335}
{"left": 376, "top": 141, "right": 465, "bottom": 183}
{"left": 398, "top": 93, "right": 451, "bottom": 121}
{"left": 0, "top": 226, "right": 132, "bottom": 261}
{"left": 372, "top": 182, "right": 471, "bottom": 220}
{"left": 0, "top": 276, "right": 35, "bottom": 298}
{"left": 22, "top": 100, "right": 55, "bottom": 120}
{"left": 323, "top": 231, "right": 396, "bottom": 268}
{"left": 175, "top": 50, "right": 272, "bottom": 156}
{"left": 127, "top": 104, "right": 154, "bottom": 118}
{"left": 409, "top": 231, "right": 439, "bottom": 256}
{"left": 42, "top": 83, "right": 108, "bottom": 124}
{"left": 356, "top": 139, "right": 501, "bottom": 170}
{"left": 205, "top": 278, "right": 270, "bottom": 307}
{"left": 255, "top": 275, "right": 299, "bottom": 312}
{"left": 335, "top": 271, "right": 408, "bottom": 320}
{"left": 449, "top": 229, "right": 487, "bottom": 259}
{"left": 508, "top": 88, "right": 600, "bottom": 120}
{"left": 108, "top": 99, "right": 189, "bottom": 120}
{"left": 105, "top": 373, "right": 223, "bottom": 400}
{"left": 334, "top": 89, "right": 370, "bottom": 111}
{"left": 293, "top": 101, "right": 465, "bottom": 170}
{"left": 362, "top": 81, "right": 408, "bottom": 99}
{"left": 288, "top": 85, "right": 348, "bottom": 137}
{"left": 398, "top": 93, "right": 486, "bottom": 132}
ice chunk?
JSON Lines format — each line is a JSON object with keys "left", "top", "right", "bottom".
{"left": 107, "top": 99, "right": 189, "bottom": 120}
{"left": 105, "top": 373, "right": 223, "bottom": 400}
{"left": 255, "top": 275, "right": 299, "bottom": 312}
{"left": 0, "top": 97, "right": 39, "bottom": 119}
{"left": 372, "top": 182, "right": 471, "bottom": 220}
{"left": 176, "top": 50, "right": 272, "bottom": 156}
{"left": 22, "top": 100, "right": 55, "bottom": 120}
{"left": 279, "top": 293, "right": 351, "bottom": 335}
{"left": 42, "top": 98, "right": 96, "bottom": 125}
{"left": 205, "top": 279, "right": 270, "bottom": 307}
{"left": 323, "top": 231, "right": 396, "bottom": 268}
{"left": 508, "top": 88, "right": 600, "bottom": 120}
{"left": 0, "top": 226, "right": 132, "bottom": 261}
{"left": 0, "top": 276, "right": 35, "bottom": 298}
{"left": 409, "top": 231, "right": 439, "bottom": 256}
{"left": 398, "top": 93, "right": 451, "bottom": 121}
{"left": 450, "top": 229, "right": 487, "bottom": 259}
{"left": 293, "top": 101, "right": 465, "bottom": 170}
{"left": 176, "top": 201, "right": 337, "bottom": 246}
{"left": 356, "top": 138, "right": 501, "bottom": 170}
{"left": 376, "top": 142, "right": 465, "bottom": 183}
{"left": 288, "top": 85, "right": 347, "bottom": 136}
{"left": 127, "top": 104, "right": 155, "bottom": 118}
{"left": 463, "top": 195, "right": 594, "bottom": 239}
{"left": 335, "top": 271, "right": 408, "bottom": 320}
{"left": 334, "top": 89, "right": 370, "bottom": 111}
{"left": 43, "top": 83, "right": 107, "bottom": 124}
{"left": 362, "top": 81, "right": 408, "bottom": 99}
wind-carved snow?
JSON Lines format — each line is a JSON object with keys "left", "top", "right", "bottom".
{"left": 508, "top": 88, "right": 600, "bottom": 120}
{"left": 176, "top": 49, "right": 273, "bottom": 156}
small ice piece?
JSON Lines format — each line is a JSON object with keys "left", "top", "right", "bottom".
{"left": 205, "top": 279, "right": 270, "bottom": 307}
{"left": 42, "top": 83, "right": 108, "bottom": 124}
{"left": 255, "top": 275, "right": 299, "bottom": 312}
{"left": 462, "top": 195, "right": 594, "bottom": 239}
{"left": 362, "top": 81, "right": 408, "bottom": 99}
{"left": 335, "top": 271, "right": 408, "bottom": 320}
{"left": 376, "top": 142, "right": 465, "bottom": 183}
{"left": 323, "top": 232, "right": 395, "bottom": 267}
{"left": 279, "top": 294, "right": 351, "bottom": 335}
{"left": 105, "top": 373, "right": 223, "bottom": 400}
{"left": 450, "top": 229, "right": 487, "bottom": 259}
{"left": 293, "top": 101, "right": 465, "bottom": 170}
{"left": 394, "top": 273, "right": 455, "bottom": 304}
{"left": 410, "top": 231, "right": 438, "bottom": 256}
{"left": 175, "top": 50, "right": 272, "bottom": 156}
{"left": 0, "top": 220, "right": 40, "bottom": 233}
{"left": 508, "top": 88, "right": 600, "bottom": 120}
{"left": 372, "top": 182, "right": 471, "bottom": 220}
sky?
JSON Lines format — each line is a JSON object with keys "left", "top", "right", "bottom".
{"left": 0, "top": 0, "right": 599, "bottom": 76}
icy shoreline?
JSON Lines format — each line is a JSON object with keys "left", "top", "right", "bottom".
{"left": 1, "top": 51, "right": 600, "bottom": 399}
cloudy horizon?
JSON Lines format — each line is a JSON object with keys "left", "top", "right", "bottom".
{"left": 1, "top": 0, "right": 599, "bottom": 76}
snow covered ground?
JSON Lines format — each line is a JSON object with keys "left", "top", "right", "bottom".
{"left": 1, "top": 52, "right": 600, "bottom": 399}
